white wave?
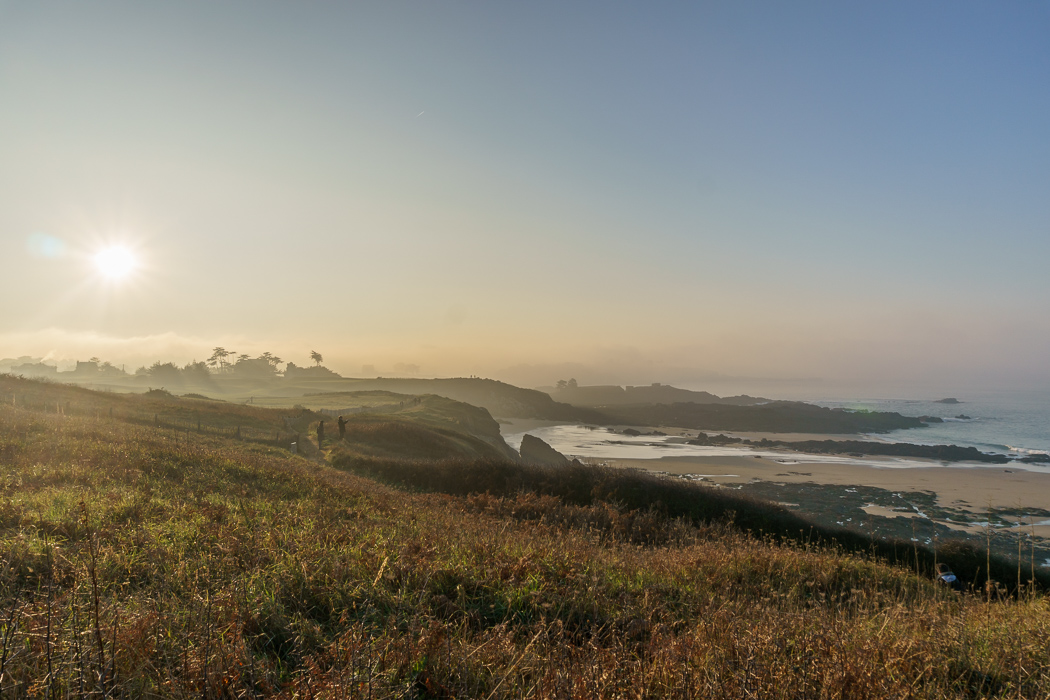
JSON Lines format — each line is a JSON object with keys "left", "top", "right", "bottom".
{"left": 1006, "top": 445, "right": 1049, "bottom": 456}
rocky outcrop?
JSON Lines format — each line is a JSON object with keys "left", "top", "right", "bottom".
{"left": 599, "top": 401, "right": 927, "bottom": 434}
{"left": 548, "top": 383, "right": 768, "bottom": 408}
{"left": 519, "top": 434, "right": 570, "bottom": 466}
{"left": 746, "top": 438, "right": 1009, "bottom": 464}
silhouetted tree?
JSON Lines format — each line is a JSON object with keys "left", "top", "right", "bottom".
{"left": 98, "top": 361, "right": 124, "bottom": 377}
{"left": 231, "top": 355, "right": 279, "bottom": 377}
{"left": 146, "top": 362, "right": 182, "bottom": 385}
{"left": 207, "top": 347, "right": 234, "bottom": 373}
{"left": 182, "top": 360, "right": 212, "bottom": 383}
{"left": 259, "top": 352, "right": 283, "bottom": 370}
{"left": 310, "top": 350, "right": 323, "bottom": 367}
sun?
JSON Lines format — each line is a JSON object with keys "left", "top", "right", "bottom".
{"left": 94, "top": 246, "right": 138, "bottom": 280}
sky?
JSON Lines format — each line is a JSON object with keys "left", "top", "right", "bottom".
{"left": 2, "top": 2, "right": 1048, "bottom": 397}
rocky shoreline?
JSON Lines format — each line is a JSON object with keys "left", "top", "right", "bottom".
{"left": 687, "top": 431, "right": 1050, "bottom": 464}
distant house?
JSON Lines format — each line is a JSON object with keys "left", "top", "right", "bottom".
{"left": 68, "top": 360, "right": 126, "bottom": 378}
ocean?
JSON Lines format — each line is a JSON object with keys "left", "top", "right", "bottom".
{"left": 502, "top": 388, "right": 1050, "bottom": 470}
{"left": 810, "top": 389, "right": 1050, "bottom": 458}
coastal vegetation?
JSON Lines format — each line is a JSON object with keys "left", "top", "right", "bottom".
{"left": 1, "top": 356, "right": 935, "bottom": 435}
{"left": 1, "top": 375, "right": 1049, "bottom": 697}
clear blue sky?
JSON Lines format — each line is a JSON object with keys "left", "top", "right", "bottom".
{"left": 2, "top": 2, "right": 1048, "bottom": 393}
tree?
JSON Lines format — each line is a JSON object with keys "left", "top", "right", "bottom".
{"left": 310, "top": 351, "right": 323, "bottom": 367}
{"left": 182, "top": 360, "right": 212, "bottom": 383}
{"left": 556, "top": 379, "right": 568, "bottom": 390}
{"left": 567, "top": 378, "right": 578, "bottom": 388}
{"left": 98, "top": 361, "right": 124, "bottom": 376}
{"left": 230, "top": 355, "right": 278, "bottom": 377}
{"left": 259, "top": 352, "right": 283, "bottom": 370}
{"left": 207, "top": 347, "right": 234, "bottom": 373}
{"left": 146, "top": 362, "right": 182, "bottom": 384}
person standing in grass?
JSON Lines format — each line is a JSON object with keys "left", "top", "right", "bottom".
{"left": 337, "top": 415, "right": 347, "bottom": 440}
{"left": 317, "top": 420, "right": 325, "bottom": 450}
{"left": 936, "top": 563, "right": 959, "bottom": 589}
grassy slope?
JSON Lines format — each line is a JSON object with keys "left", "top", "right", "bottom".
{"left": 40, "top": 371, "right": 934, "bottom": 434}
{"left": 260, "top": 389, "right": 520, "bottom": 461}
{"left": 42, "top": 373, "right": 596, "bottom": 423}
{"left": 333, "top": 415, "right": 511, "bottom": 462}
{"left": 318, "top": 378, "right": 597, "bottom": 422}
{"left": 1, "top": 377, "right": 1050, "bottom": 697}
{"left": 0, "top": 376, "right": 516, "bottom": 462}
{"left": 329, "top": 454, "right": 1050, "bottom": 594}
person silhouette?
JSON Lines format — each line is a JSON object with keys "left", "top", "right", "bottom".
{"left": 317, "top": 420, "right": 325, "bottom": 450}
{"left": 337, "top": 415, "right": 347, "bottom": 440}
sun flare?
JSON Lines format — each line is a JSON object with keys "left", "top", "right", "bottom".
{"left": 94, "top": 246, "right": 138, "bottom": 280}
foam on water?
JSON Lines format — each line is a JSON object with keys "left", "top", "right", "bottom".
{"left": 502, "top": 388, "right": 1050, "bottom": 473}
{"left": 501, "top": 424, "right": 1047, "bottom": 471}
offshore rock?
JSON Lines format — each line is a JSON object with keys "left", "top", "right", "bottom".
{"left": 519, "top": 434, "right": 570, "bottom": 466}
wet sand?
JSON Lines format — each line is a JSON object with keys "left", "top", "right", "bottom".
{"left": 501, "top": 421, "right": 1050, "bottom": 537}
{"left": 607, "top": 454, "right": 1050, "bottom": 524}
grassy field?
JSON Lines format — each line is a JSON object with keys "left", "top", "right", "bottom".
{"left": 252, "top": 390, "right": 518, "bottom": 462}
{"left": 2, "top": 376, "right": 1050, "bottom": 698}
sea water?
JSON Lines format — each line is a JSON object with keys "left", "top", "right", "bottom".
{"left": 502, "top": 388, "right": 1050, "bottom": 469}
{"left": 810, "top": 388, "right": 1050, "bottom": 458}
{"left": 501, "top": 423, "right": 945, "bottom": 469}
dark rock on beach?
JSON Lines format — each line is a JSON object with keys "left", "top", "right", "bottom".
{"left": 621, "top": 428, "right": 667, "bottom": 437}
{"left": 688, "top": 432, "right": 743, "bottom": 446}
{"left": 519, "top": 434, "right": 570, "bottom": 466}
{"left": 751, "top": 438, "right": 1009, "bottom": 464}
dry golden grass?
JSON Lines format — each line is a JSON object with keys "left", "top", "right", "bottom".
{"left": 1, "top": 377, "right": 1049, "bottom": 697}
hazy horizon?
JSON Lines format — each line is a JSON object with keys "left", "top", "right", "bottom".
{"left": 3, "top": 3, "right": 1048, "bottom": 398}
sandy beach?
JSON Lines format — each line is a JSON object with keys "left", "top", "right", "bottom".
{"left": 606, "top": 454, "right": 1050, "bottom": 537}
{"left": 500, "top": 421, "right": 1050, "bottom": 541}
